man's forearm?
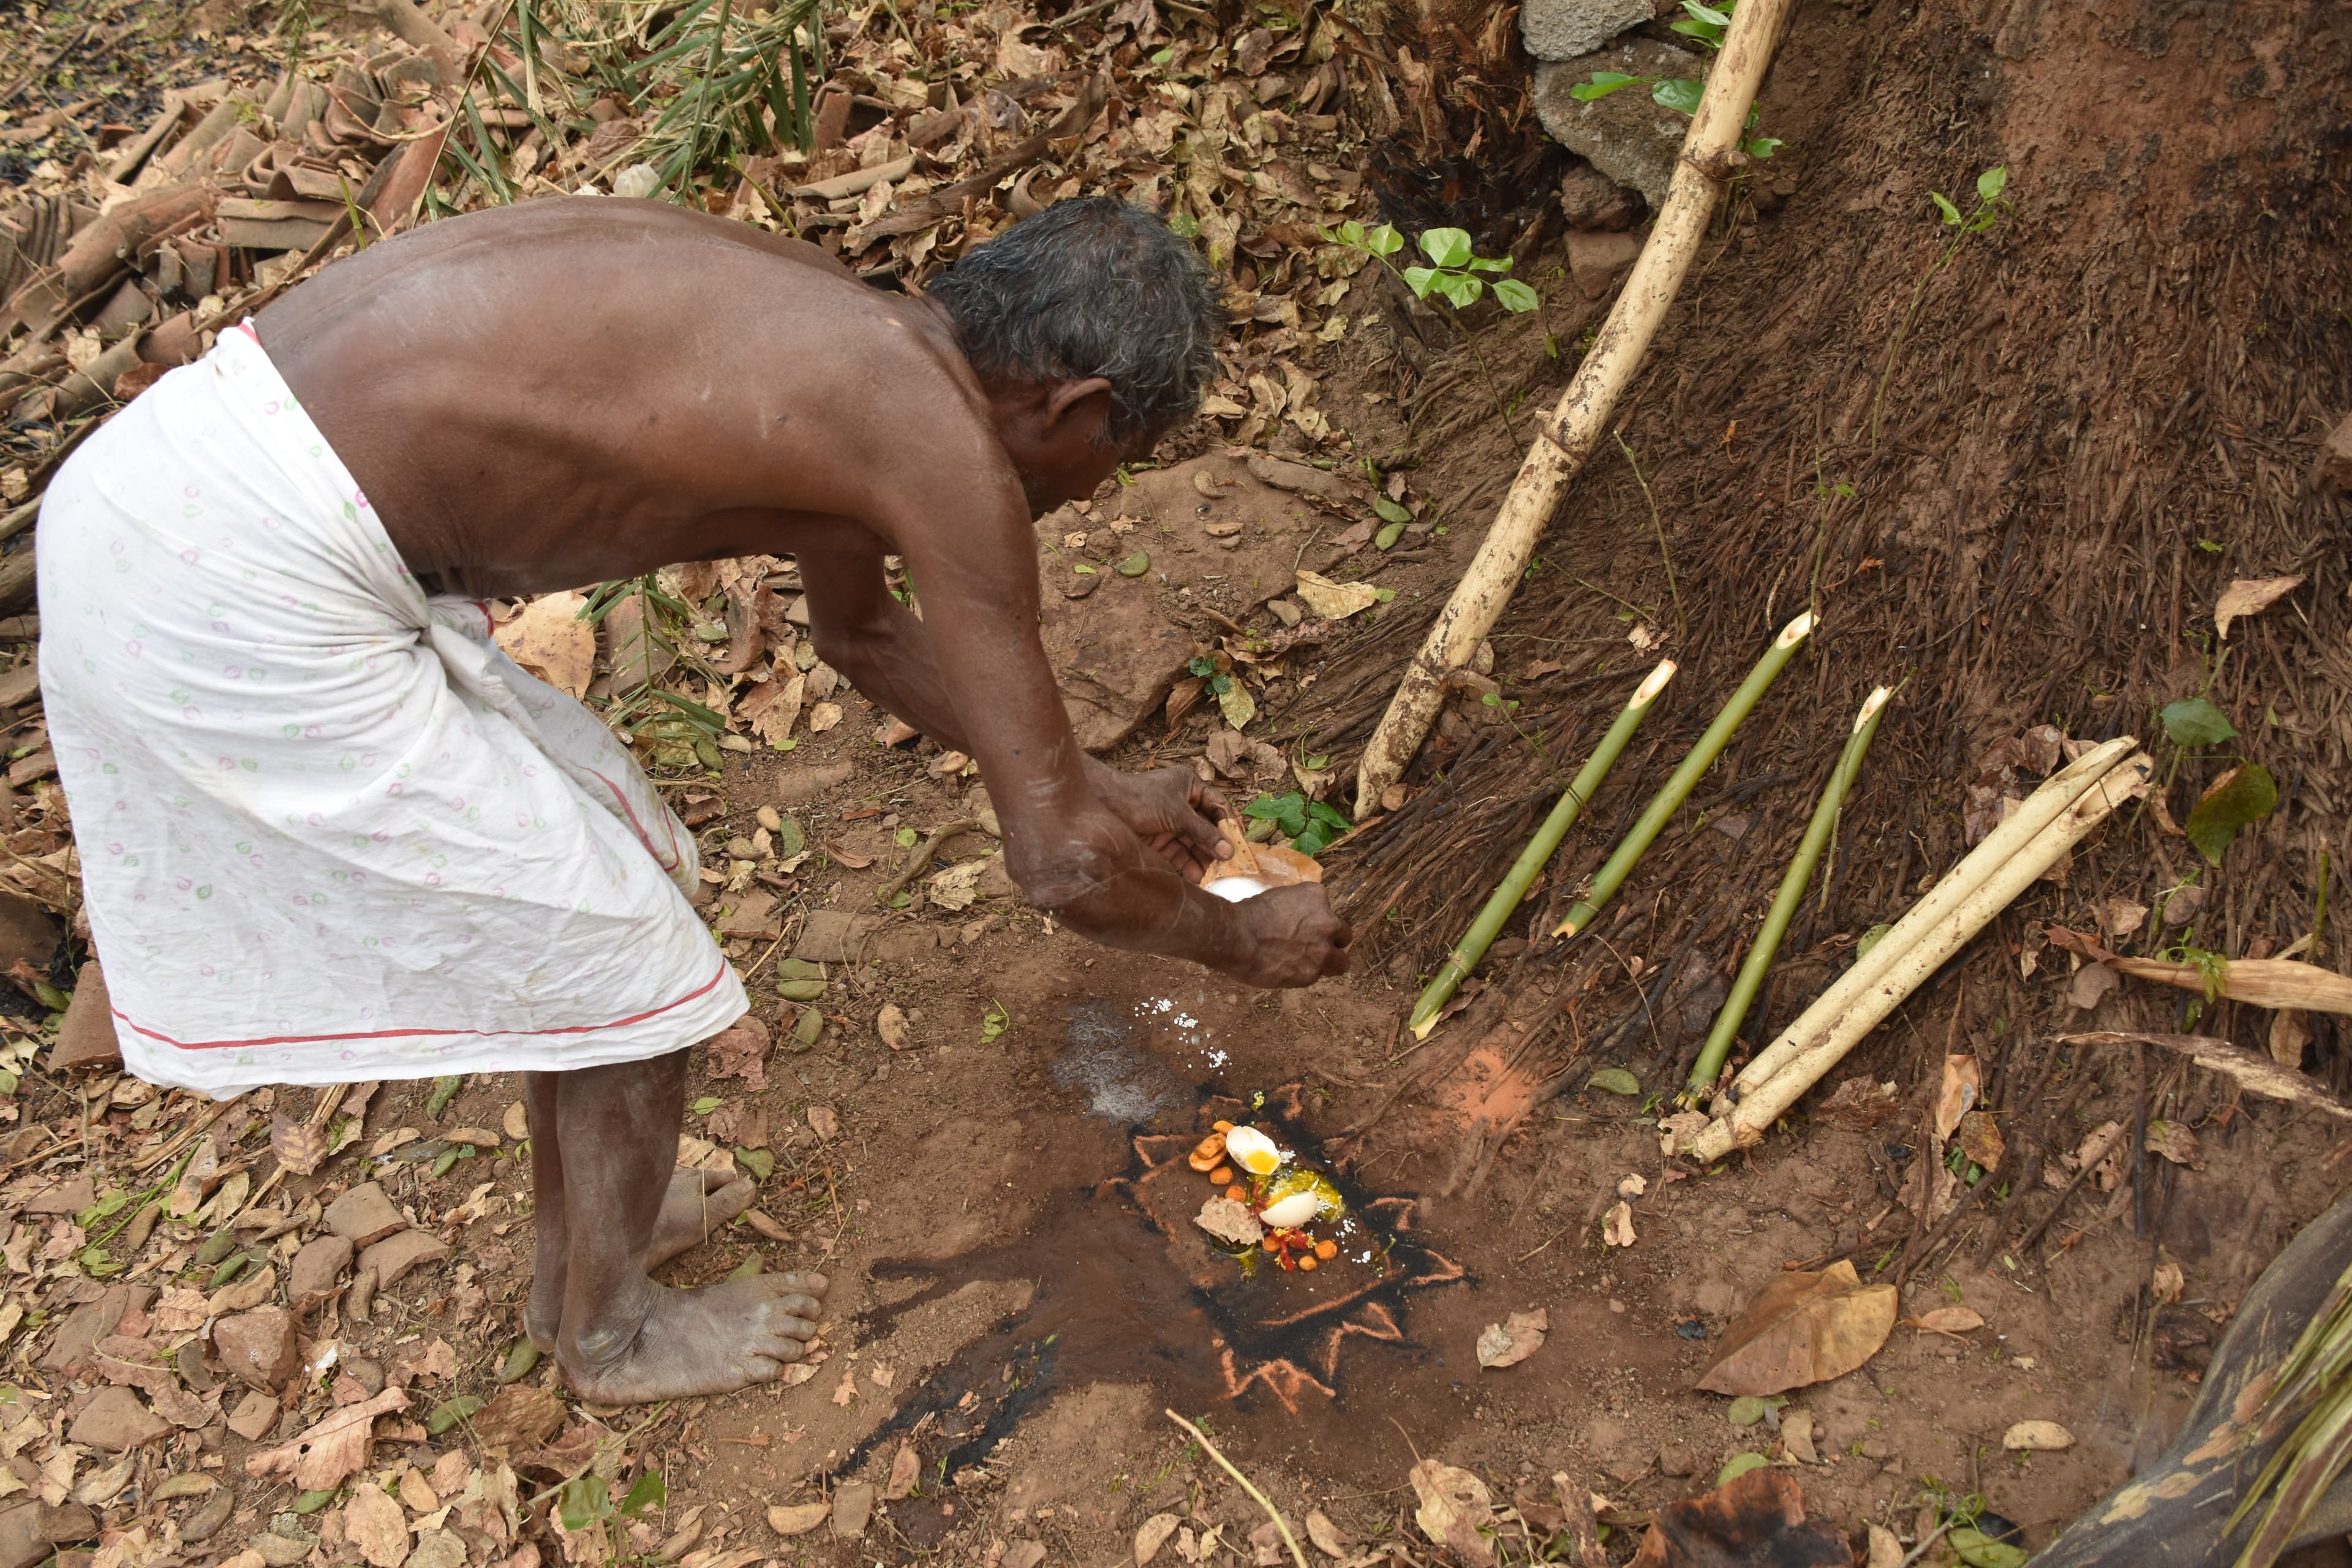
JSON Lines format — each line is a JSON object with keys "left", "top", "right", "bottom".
{"left": 822, "top": 598, "right": 976, "bottom": 754}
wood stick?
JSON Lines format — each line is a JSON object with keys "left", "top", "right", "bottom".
{"left": 1724, "top": 737, "right": 2140, "bottom": 1101}
{"left": 1674, "top": 753, "right": 2154, "bottom": 1163}
{"left": 1164, "top": 1409, "right": 1308, "bottom": 1568}
{"left": 1348, "top": 0, "right": 1793, "bottom": 816}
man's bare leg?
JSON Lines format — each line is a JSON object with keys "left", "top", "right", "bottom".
{"left": 523, "top": 1069, "right": 761, "bottom": 1352}
{"left": 552, "top": 1048, "right": 827, "bottom": 1401}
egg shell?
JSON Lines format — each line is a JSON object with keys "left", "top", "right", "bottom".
{"left": 1223, "top": 1125, "right": 1283, "bottom": 1175}
{"left": 1259, "top": 1191, "right": 1322, "bottom": 1229}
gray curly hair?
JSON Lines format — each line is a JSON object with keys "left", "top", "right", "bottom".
{"left": 927, "top": 197, "right": 1224, "bottom": 446}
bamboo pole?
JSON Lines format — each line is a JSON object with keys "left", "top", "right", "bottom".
{"left": 1550, "top": 612, "right": 1813, "bottom": 941}
{"left": 1687, "top": 684, "right": 1889, "bottom": 1095}
{"left": 1720, "top": 736, "right": 2139, "bottom": 1103}
{"left": 1673, "top": 752, "right": 2153, "bottom": 1163}
{"left": 1349, "top": 0, "right": 1795, "bottom": 818}
{"left": 1406, "top": 658, "right": 1675, "bottom": 1039}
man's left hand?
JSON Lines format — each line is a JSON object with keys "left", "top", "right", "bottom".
{"left": 1087, "top": 762, "right": 1232, "bottom": 883}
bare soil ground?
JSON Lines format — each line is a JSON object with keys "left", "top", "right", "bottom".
{"left": 0, "top": 0, "right": 2348, "bottom": 1562}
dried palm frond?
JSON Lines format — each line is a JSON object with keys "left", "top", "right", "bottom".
{"left": 2229, "top": 1261, "right": 2352, "bottom": 1568}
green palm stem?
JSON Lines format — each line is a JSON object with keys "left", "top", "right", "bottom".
{"left": 1686, "top": 684, "right": 1890, "bottom": 1097}
{"left": 1550, "top": 611, "right": 1816, "bottom": 941}
{"left": 1406, "top": 658, "right": 1676, "bottom": 1041}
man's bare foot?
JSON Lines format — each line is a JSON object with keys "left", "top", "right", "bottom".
{"left": 527, "top": 1170, "right": 755, "bottom": 1349}
{"left": 561, "top": 1272, "right": 830, "bottom": 1403}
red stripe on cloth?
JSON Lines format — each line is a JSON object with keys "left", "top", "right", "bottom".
{"left": 584, "top": 766, "right": 682, "bottom": 873}
{"left": 112, "top": 957, "right": 731, "bottom": 1051}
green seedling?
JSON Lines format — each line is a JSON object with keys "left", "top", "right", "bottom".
{"left": 1869, "top": 165, "right": 2009, "bottom": 453}
{"left": 1327, "top": 220, "right": 1539, "bottom": 450}
{"left": 1241, "top": 791, "right": 1351, "bottom": 857}
{"left": 1570, "top": 2, "right": 1783, "bottom": 162}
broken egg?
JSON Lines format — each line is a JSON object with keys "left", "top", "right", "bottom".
{"left": 1222, "top": 1125, "right": 1283, "bottom": 1177}
{"left": 1259, "top": 1191, "right": 1321, "bottom": 1229}
{"left": 1259, "top": 1169, "right": 1344, "bottom": 1228}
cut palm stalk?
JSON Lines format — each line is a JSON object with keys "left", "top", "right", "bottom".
{"left": 1408, "top": 658, "right": 1675, "bottom": 1040}
{"left": 2043, "top": 930, "right": 2352, "bottom": 1017}
{"left": 1349, "top": 0, "right": 1795, "bottom": 818}
{"left": 1723, "top": 734, "right": 2140, "bottom": 1103}
{"left": 1673, "top": 752, "right": 2154, "bottom": 1164}
{"left": 1687, "top": 685, "right": 1890, "bottom": 1096}
{"left": 1550, "top": 613, "right": 1814, "bottom": 941}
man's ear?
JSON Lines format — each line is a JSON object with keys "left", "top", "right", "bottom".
{"left": 1042, "top": 376, "right": 1115, "bottom": 442}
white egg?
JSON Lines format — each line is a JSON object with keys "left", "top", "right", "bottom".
{"left": 1259, "top": 1192, "right": 1320, "bottom": 1229}
{"left": 1223, "top": 1125, "right": 1283, "bottom": 1176}
{"left": 1203, "top": 875, "right": 1275, "bottom": 903}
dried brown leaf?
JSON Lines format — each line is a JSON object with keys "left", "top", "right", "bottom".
{"left": 1410, "top": 1460, "right": 1495, "bottom": 1568}
{"left": 1475, "top": 1308, "right": 1548, "bottom": 1370}
{"left": 244, "top": 1386, "right": 408, "bottom": 1490}
{"left": 1695, "top": 1261, "right": 1896, "bottom": 1398}
{"left": 494, "top": 592, "right": 597, "bottom": 699}
{"left": 270, "top": 1112, "right": 330, "bottom": 1177}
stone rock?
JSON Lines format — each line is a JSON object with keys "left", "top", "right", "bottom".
{"left": 775, "top": 761, "right": 855, "bottom": 804}
{"left": 0, "top": 891, "right": 56, "bottom": 986}
{"left": 41, "top": 1285, "right": 154, "bottom": 1374}
{"left": 976, "top": 856, "right": 1021, "bottom": 902}
{"left": 0, "top": 1501, "right": 43, "bottom": 1568}
{"left": 213, "top": 1307, "right": 300, "bottom": 1390}
{"left": 324, "top": 1182, "right": 407, "bottom": 1246}
{"left": 2316, "top": 412, "right": 2352, "bottom": 494}
{"left": 1658, "top": 1442, "right": 1696, "bottom": 1477}
{"left": 45, "top": 962, "right": 118, "bottom": 1071}
{"left": 714, "top": 888, "right": 783, "bottom": 939}
{"left": 1559, "top": 159, "right": 1643, "bottom": 230}
{"left": 26, "top": 1175, "right": 93, "bottom": 1215}
{"left": 793, "top": 910, "right": 937, "bottom": 964}
{"left": 1521, "top": 0, "right": 1650, "bottom": 63}
{"left": 289, "top": 1235, "right": 354, "bottom": 1303}
{"left": 33, "top": 1503, "right": 94, "bottom": 1547}
{"left": 1533, "top": 40, "right": 1709, "bottom": 209}
{"left": 1567, "top": 229, "right": 1645, "bottom": 299}
{"left": 225, "top": 1389, "right": 279, "bottom": 1441}
{"left": 67, "top": 1387, "right": 170, "bottom": 1452}
{"left": 1035, "top": 560, "right": 1192, "bottom": 752}
{"left": 831, "top": 1480, "right": 876, "bottom": 1539}
{"left": 250, "top": 1531, "right": 314, "bottom": 1567}
{"left": 405, "top": 1529, "right": 467, "bottom": 1568}
{"left": 359, "top": 1229, "right": 452, "bottom": 1289}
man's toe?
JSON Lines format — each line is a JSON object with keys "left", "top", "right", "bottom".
{"left": 776, "top": 1270, "right": 830, "bottom": 1295}
{"left": 772, "top": 1292, "right": 824, "bottom": 1319}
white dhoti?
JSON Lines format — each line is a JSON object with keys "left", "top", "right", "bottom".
{"left": 36, "top": 324, "right": 747, "bottom": 1096}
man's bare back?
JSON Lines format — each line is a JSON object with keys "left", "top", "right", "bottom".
{"left": 257, "top": 198, "right": 996, "bottom": 598}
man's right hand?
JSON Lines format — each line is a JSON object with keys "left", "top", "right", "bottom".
{"left": 1223, "top": 883, "right": 1353, "bottom": 988}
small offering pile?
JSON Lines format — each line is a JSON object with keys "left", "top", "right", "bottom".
{"left": 1188, "top": 1121, "right": 1347, "bottom": 1273}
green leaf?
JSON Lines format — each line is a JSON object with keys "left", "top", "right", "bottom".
{"left": 1418, "top": 227, "right": 1472, "bottom": 268}
{"left": 75, "top": 1191, "right": 128, "bottom": 1229}
{"left": 1363, "top": 224, "right": 1404, "bottom": 256}
{"left": 1371, "top": 587, "right": 1397, "bottom": 603}
{"left": 793, "top": 1005, "right": 824, "bottom": 1047}
{"left": 1374, "top": 521, "right": 1406, "bottom": 551}
{"left": 1336, "top": 219, "right": 1365, "bottom": 246}
{"left": 1307, "top": 802, "right": 1352, "bottom": 835}
{"left": 1726, "top": 1395, "right": 1767, "bottom": 1425}
{"left": 620, "top": 1470, "right": 668, "bottom": 1518}
{"left": 1216, "top": 680, "right": 1257, "bottom": 729}
{"left": 1975, "top": 164, "right": 2008, "bottom": 203}
{"left": 557, "top": 1475, "right": 612, "bottom": 1532}
{"left": 1071, "top": 561, "right": 1098, "bottom": 575}
{"left": 1717, "top": 1453, "right": 1771, "bottom": 1486}
{"left": 981, "top": 1000, "right": 1011, "bottom": 1043}
{"left": 1588, "top": 1067, "right": 1642, "bottom": 1097}
{"left": 1651, "top": 77, "right": 1704, "bottom": 115}
{"left": 2160, "top": 696, "right": 2238, "bottom": 747}
{"left": 1438, "top": 273, "right": 1483, "bottom": 309}
{"left": 2185, "top": 763, "right": 2277, "bottom": 866}
{"left": 1372, "top": 494, "right": 1413, "bottom": 524}
{"left": 1188, "top": 655, "right": 1219, "bottom": 678}
{"left": 426, "top": 1395, "right": 485, "bottom": 1435}
{"left": 777, "top": 957, "right": 824, "bottom": 980}
{"left": 1116, "top": 551, "right": 1152, "bottom": 576}
{"left": 426, "top": 1075, "right": 464, "bottom": 1118}
{"left": 691, "top": 1095, "right": 723, "bottom": 1116}
{"left": 1929, "top": 190, "right": 1961, "bottom": 225}
{"left": 1465, "top": 255, "right": 1513, "bottom": 273}
{"left": 1681, "top": 1, "right": 1732, "bottom": 25}
{"left": 1570, "top": 70, "right": 1639, "bottom": 100}
{"left": 1949, "top": 1528, "right": 2027, "bottom": 1568}
{"left": 1166, "top": 211, "right": 1200, "bottom": 238}
{"left": 293, "top": 1489, "right": 336, "bottom": 1515}
{"left": 736, "top": 1147, "right": 775, "bottom": 1182}
{"left": 1493, "top": 279, "right": 1540, "bottom": 312}
{"left": 1401, "top": 265, "right": 1439, "bottom": 300}
{"left": 1743, "top": 135, "right": 1782, "bottom": 159}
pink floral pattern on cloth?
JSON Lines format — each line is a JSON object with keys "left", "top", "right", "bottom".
{"left": 35, "top": 322, "right": 746, "bottom": 1097}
